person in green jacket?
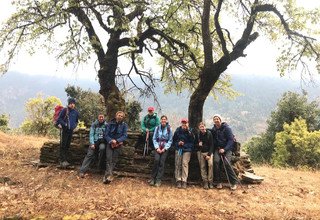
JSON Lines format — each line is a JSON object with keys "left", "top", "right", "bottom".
{"left": 140, "top": 107, "right": 160, "bottom": 152}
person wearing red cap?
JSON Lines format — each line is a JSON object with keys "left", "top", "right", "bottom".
{"left": 140, "top": 106, "right": 160, "bottom": 153}
{"left": 172, "top": 118, "right": 195, "bottom": 189}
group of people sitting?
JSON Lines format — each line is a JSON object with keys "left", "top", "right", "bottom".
{"left": 56, "top": 99, "right": 238, "bottom": 190}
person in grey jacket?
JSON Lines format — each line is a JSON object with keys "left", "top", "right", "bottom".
{"left": 79, "top": 114, "right": 107, "bottom": 177}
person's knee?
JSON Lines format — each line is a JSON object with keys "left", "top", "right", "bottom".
{"left": 99, "top": 143, "right": 106, "bottom": 151}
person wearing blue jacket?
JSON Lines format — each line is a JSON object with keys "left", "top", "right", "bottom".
{"left": 103, "top": 111, "right": 128, "bottom": 184}
{"left": 211, "top": 114, "right": 238, "bottom": 190}
{"left": 57, "top": 97, "right": 79, "bottom": 168}
{"left": 173, "top": 118, "right": 194, "bottom": 189}
{"left": 79, "top": 114, "right": 107, "bottom": 177}
{"left": 150, "top": 115, "right": 173, "bottom": 187}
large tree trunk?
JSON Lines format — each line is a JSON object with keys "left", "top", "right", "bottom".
{"left": 98, "top": 35, "right": 125, "bottom": 121}
{"left": 188, "top": 68, "right": 219, "bottom": 128}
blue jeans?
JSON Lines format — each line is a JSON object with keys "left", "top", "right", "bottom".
{"left": 80, "top": 142, "right": 106, "bottom": 173}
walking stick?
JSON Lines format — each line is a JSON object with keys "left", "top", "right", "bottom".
{"left": 222, "top": 154, "right": 246, "bottom": 191}
{"left": 143, "top": 131, "right": 149, "bottom": 158}
{"left": 220, "top": 154, "right": 232, "bottom": 189}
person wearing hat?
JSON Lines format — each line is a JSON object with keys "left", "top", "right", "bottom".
{"left": 140, "top": 106, "right": 160, "bottom": 152}
{"left": 57, "top": 97, "right": 79, "bottom": 168}
{"left": 211, "top": 114, "right": 238, "bottom": 190}
{"left": 172, "top": 118, "right": 195, "bottom": 189}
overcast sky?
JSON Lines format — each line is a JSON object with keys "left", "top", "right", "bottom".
{"left": 0, "top": 1, "right": 319, "bottom": 83}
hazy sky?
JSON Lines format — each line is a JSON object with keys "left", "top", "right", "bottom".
{"left": 0, "top": 1, "right": 319, "bottom": 82}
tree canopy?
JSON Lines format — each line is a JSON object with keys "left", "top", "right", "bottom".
{"left": 1, "top": 0, "right": 320, "bottom": 126}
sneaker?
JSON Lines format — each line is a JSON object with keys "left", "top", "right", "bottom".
{"left": 79, "top": 172, "right": 85, "bottom": 178}
{"left": 216, "top": 183, "right": 223, "bottom": 189}
{"left": 148, "top": 179, "right": 155, "bottom": 186}
{"left": 154, "top": 180, "right": 161, "bottom": 187}
{"left": 176, "top": 181, "right": 182, "bottom": 188}
{"left": 230, "top": 184, "right": 237, "bottom": 191}
{"left": 182, "top": 181, "right": 187, "bottom": 189}
{"left": 209, "top": 183, "right": 214, "bottom": 189}
{"left": 203, "top": 182, "right": 209, "bottom": 190}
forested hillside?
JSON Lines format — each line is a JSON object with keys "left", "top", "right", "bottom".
{"left": 0, "top": 72, "right": 319, "bottom": 142}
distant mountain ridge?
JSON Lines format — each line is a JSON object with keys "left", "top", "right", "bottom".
{"left": 0, "top": 71, "right": 319, "bottom": 142}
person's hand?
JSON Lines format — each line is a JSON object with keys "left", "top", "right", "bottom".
{"left": 205, "top": 155, "right": 210, "bottom": 160}
{"left": 161, "top": 148, "right": 166, "bottom": 153}
{"left": 178, "top": 141, "right": 184, "bottom": 146}
{"left": 199, "top": 141, "right": 203, "bottom": 147}
{"left": 146, "top": 128, "right": 149, "bottom": 132}
{"left": 58, "top": 124, "right": 62, "bottom": 129}
{"left": 90, "top": 144, "right": 95, "bottom": 149}
{"left": 219, "top": 148, "right": 225, "bottom": 154}
{"left": 156, "top": 148, "right": 162, "bottom": 154}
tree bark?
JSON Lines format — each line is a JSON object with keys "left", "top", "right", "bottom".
{"left": 98, "top": 33, "right": 125, "bottom": 121}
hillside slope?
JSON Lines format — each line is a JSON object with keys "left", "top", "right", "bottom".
{"left": 1, "top": 133, "right": 320, "bottom": 219}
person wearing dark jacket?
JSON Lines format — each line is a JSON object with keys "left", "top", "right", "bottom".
{"left": 57, "top": 97, "right": 79, "bottom": 168}
{"left": 79, "top": 114, "right": 107, "bottom": 177}
{"left": 211, "top": 114, "right": 238, "bottom": 190}
{"left": 173, "top": 118, "right": 194, "bottom": 189}
{"left": 195, "top": 122, "right": 214, "bottom": 189}
{"left": 103, "top": 111, "right": 128, "bottom": 184}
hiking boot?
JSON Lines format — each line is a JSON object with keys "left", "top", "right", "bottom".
{"left": 176, "top": 181, "right": 182, "bottom": 189}
{"left": 154, "top": 180, "right": 161, "bottom": 187}
{"left": 103, "top": 175, "right": 111, "bottom": 184}
{"left": 230, "top": 184, "right": 237, "bottom": 191}
{"left": 216, "top": 183, "right": 223, "bottom": 189}
{"left": 182, "top": 181, "right": 187, "bottom": 189}
{"left": 148, "top": 179, "right": 155, "bottom": 186}
{"left": 203, "top": 181, "right": 209, "bottom": 190}
{"left": 209, "top": 182, "right": 214, "bottom": 189}
{"left": 79, "top": 172, "right": 85, "bottom": 178}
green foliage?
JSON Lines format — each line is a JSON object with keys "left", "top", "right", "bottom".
{"left": 20, "top": 94, "right": 61, "bottom": 136}
{"left": 65, "top": 85, "right": 105, "bottom": 127}
{"left": 272, "top": 117, "right": 320, "bottom": 168}
{"left": 0, "top": 114, "right": 10, "bottom": 132}
{"left": 245, "top": 91, "right": 320, "bottom": 164}
{"left": 125, "top": 100, "right": 142, "bottom": 131}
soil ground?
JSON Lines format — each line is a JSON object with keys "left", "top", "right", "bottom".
{"left": 1, "top": 131, "right": 320, "bottom": 220}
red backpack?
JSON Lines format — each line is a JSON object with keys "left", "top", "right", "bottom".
{"left": 53, "top": 105, "right": 66, "bottom": 128}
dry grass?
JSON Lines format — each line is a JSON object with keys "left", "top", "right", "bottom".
{"left": 1, "top": 131, "right": 320, "bottom": 219}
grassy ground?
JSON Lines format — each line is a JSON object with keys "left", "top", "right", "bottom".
{"left": 1, "top": 131, "right": 320, "bottom": 220}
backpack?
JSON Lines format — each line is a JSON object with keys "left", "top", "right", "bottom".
{"left": 53, "top": 105, "right": 67, "bottom": 128}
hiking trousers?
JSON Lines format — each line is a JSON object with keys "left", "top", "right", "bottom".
{"left": 151, "top": 150, "right": 169, "bottom": 181}
{"left": 60, "top": 129, "right": 73, "bottom": 162}
{"left": 105, "top": 143, "right": 121, "bottom": 177}
{"left": 80, "top": 143, "right": 106, "bottom": 173}
{"left": 213, "top": 150, "right": 237, "bottom": 185}
{"left": 175, "top": 151, "right": 191, "bottom": 182}
{"left": 197, "top": 151, "right": 213, "bottom": 183}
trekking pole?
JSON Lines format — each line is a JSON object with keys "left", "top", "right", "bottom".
{"left": 220, "top": 154, "right": 232, "bottom": 189}
{"left": 143, "top": 131, "right": 149, "bottom": 158}
{"left": 222, "top": 154, "right": 246, "bottom": 191}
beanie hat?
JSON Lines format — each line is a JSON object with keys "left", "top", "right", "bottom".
{"left": 68, "top": 97, "right": 76, "bottom": 105}
{"left": 147, "top": 106, "right": 155, "bottom": 111}
{"left": 213, "top": 114, "right": 222, "bottom": 122}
